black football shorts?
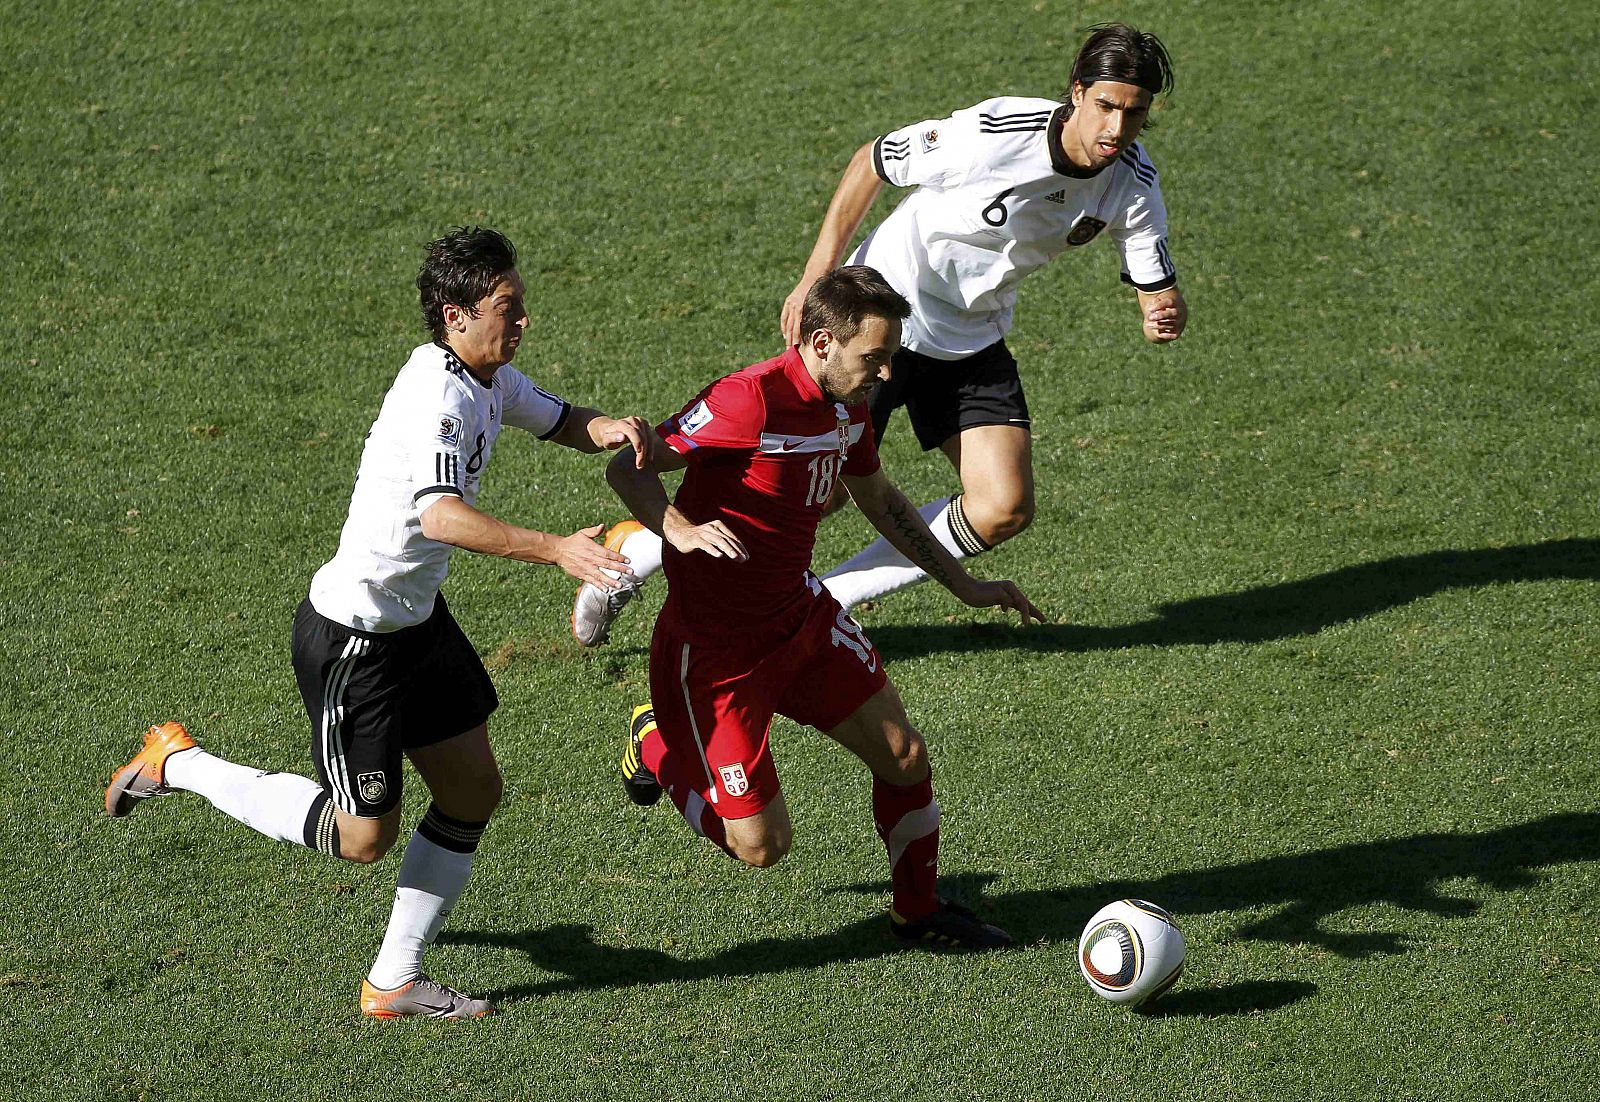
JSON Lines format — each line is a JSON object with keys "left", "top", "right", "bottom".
{"left": 291, "top": 594, "right": 498, "bottom": 818}
{"left": 868, "top": 338, "right": 1031, "bottom": 451}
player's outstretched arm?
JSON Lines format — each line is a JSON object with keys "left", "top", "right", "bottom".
{"left": 779, "top": 140, "right": 886, "bottom": 345}
{"left": 1137, "top": 286, "right": 1187, "bottom": 343}
{"left": 550, "top": 406, "right": 658, "bottom": 468}
{"left": 419, "top": 495, "right": 632, "bottom": 589}
{"left": 604, "top": 448, "right": 748, "bottom": 562}
{"left": 843, "top": 470, "right": 1045, "bottom": 625}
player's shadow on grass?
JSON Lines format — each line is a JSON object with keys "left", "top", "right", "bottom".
{"left": 868, "top": 537, "right": 1600, "bottom": 658}
{"left": 447, "top": 811, "right": 1598, "bottom": 1012}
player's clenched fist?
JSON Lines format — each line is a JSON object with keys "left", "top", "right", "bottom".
{"left": 1141, "top": 289, "right": 1187, "bottom": 343}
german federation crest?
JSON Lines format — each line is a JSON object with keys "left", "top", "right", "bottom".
{"left": 1066, "top": 214, "right": 1107, "bottom": 247}
{"left": 718, "top": 763, "right": 750, "bottom": 797}
{"left": 357, "top": 771, "right": 388, "bottom": 805}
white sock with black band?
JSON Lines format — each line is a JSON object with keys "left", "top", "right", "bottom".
{"left": 163, "top": 747, "right": 330, "bottom": 850}
{"left": 366, "top": 804, "right": 488, "bottom": 990}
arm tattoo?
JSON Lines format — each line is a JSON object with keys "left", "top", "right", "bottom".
{"left": 884, "top": 495, "right": 955, "bottom": 588}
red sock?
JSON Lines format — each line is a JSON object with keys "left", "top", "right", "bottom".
{"left": 643, "top": 729, "right": 733, "bottom": 857}
{"left": 873, "top": 773, "right": 940, "bottom": 920}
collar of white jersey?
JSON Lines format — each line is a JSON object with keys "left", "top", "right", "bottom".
{"left": 433, "top": 341, "right": 498, "bottom": 390}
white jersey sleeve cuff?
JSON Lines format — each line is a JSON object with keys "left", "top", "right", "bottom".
{"left": 414, "top": 488, "right": 464, "bottom": 510}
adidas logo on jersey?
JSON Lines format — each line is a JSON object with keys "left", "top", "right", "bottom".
{"left": 1044, "top": 190, "right": 1067, "bottom": 204}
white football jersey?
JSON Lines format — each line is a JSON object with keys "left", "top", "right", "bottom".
{"left": 309, "top": 342, "right": 570, "bottom": 632}
{"left": 852, "top": 96, "right": 1176, "bottom": 359}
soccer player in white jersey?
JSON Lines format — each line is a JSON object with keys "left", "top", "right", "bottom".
{"left": 104, "top": 227, "right": 655, "bottom": 1018}
{"left": 571, "top": 23, "right": 1184, "bottom": 644}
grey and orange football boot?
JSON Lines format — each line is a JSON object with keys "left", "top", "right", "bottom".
{"left": 105, "top": 722, "right": 197, "bottom": 817}
{"left": 359, "top": 976, "right": 494, "bottom": 1019}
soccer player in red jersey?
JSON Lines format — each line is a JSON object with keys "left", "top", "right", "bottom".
{"left": 605, "top": 267, "right": 1044, "bottom": 949}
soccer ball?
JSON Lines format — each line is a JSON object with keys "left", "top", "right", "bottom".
{"left": 1078, "top": 899, "right": 1185, "bottom": 1009}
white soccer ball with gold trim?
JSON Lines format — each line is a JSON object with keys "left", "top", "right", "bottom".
{"left": 1078, "top": 899, "right": 1185, "bottom": 1008}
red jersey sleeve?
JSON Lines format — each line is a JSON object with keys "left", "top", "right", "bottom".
{"left": 842, "top": 402, "right": 880, "bottom": 477}
{"left": 658, "top": 373, "right": 765, "bottom": 456}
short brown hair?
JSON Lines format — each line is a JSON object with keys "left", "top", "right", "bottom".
{"left": 799, "top": 266, "right": 911, "bottom": 345}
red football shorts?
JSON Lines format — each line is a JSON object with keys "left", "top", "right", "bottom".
{"left": 648, "top": 583, "right": 888, "bottom": 820}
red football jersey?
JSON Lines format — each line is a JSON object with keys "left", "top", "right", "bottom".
{"left": 657, "top": 347, "right": 880, "bottom": 644}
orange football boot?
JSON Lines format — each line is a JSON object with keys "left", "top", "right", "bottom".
{"left": 570, "top": 519, "right": 646, "bottom": 646}
{"left": 360, "top": 976, "right": 495, "bottom": 1019}
{"left": 105, "top": 722, "right": 197, "bottom": 817}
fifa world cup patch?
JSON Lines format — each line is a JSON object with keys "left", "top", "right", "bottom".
{"left": 679, "top": 400, "right": 714, "bottom": 437}
{"left": 357, "top": 771, "right": 388, "bottom": 805}
{"left": 437, "top": 415, "right": 464, "bottom": 444}
{"left": 920, "top": 127, "right": 941, "bottom": 153}
{"left": 718, "top": 763, "right": 750, "bottom": 798}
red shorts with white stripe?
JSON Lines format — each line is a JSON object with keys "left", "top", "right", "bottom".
{"left": 647, "top": 579, "right": 888, "bottom": 820}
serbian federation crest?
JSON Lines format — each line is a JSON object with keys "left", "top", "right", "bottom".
{"left": 718, "top": 763, "right": 750, "bottom": 797}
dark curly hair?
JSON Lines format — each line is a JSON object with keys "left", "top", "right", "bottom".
{"left": 417, "top": 227, "right": 518, "bottom": 340}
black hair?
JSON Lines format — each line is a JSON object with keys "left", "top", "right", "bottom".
{"left": 799, "top": 266, "right": 911, "bottom": 345}
{"left": 1062, "top": 23, "right": 1174, "bottom": 116}
{"left": 417, "top": 226, "right": 518, "bottom": 340}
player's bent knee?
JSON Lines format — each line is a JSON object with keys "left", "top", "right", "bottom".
{"left": 890, "top": 731, "right": 930, "bottom": 784}
{"left": 340, "top": 832, "right": 394, "bottom": 864}
{"left": 962, "top": 491, "right": 1034, "bottom": 546}
{"left": 428, "top": 765, "right": 504, "bottom": 823}
{"left": 473, "top": 769, "right": 506, "bottom": 816}
{"left": 731, "top": 832, "right": 792, "bottom": 868}
{"left": 1006, "top": 499, "right": 1036, "bottom": 537}
{"left": 338, "top": 813, "right": 400, "bottom": 864}
{"left": 986, "top": 499, "right": 1034, "bottom": 543}
{"left": 725, "top": 815, "right": 793, "bottom": 868}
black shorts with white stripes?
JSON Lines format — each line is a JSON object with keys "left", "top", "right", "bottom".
{"left": 290, "top": 594, "right": 498, "bottom": 818}
{"left": 868, "top": 339, "right": 1031, "bottom": 452}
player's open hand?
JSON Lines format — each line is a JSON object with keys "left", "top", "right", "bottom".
{"left": 555, "top": 523, "right": 637, "bottom": 589}
{"left": 664, "top": 515, "right": 749, "bottom": 562}
{"left": 596, "top": 416, "right": 658, "bottom": 469}
{"left": 780, "top": 273, "right": 823, "bottom": 346}
{"left": 959, "top": 578, "right": 1046, "bottom": 626}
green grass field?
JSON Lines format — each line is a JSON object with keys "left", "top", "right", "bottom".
{"left": 4, "top": 1, "right": 1598, "bottom": 1098}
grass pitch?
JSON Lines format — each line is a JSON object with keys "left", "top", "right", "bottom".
{"left": 3, "top": 1, "right": 1598, "bottom": 1099}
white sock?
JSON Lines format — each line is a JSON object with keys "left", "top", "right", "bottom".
{"left": 822, "top": 497, "right": 970, "bottom": 610}
{"left": 618, "top": 526, "right": 663, "bottom": 581}
{"left": 163, "top": 747, "right": 324, "bottom": 847}
{"left": 591, "top": 526, "right": 665, "bottom": 591}
{"left": 367, "top": 832, "right": 475, "bottom": 989}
